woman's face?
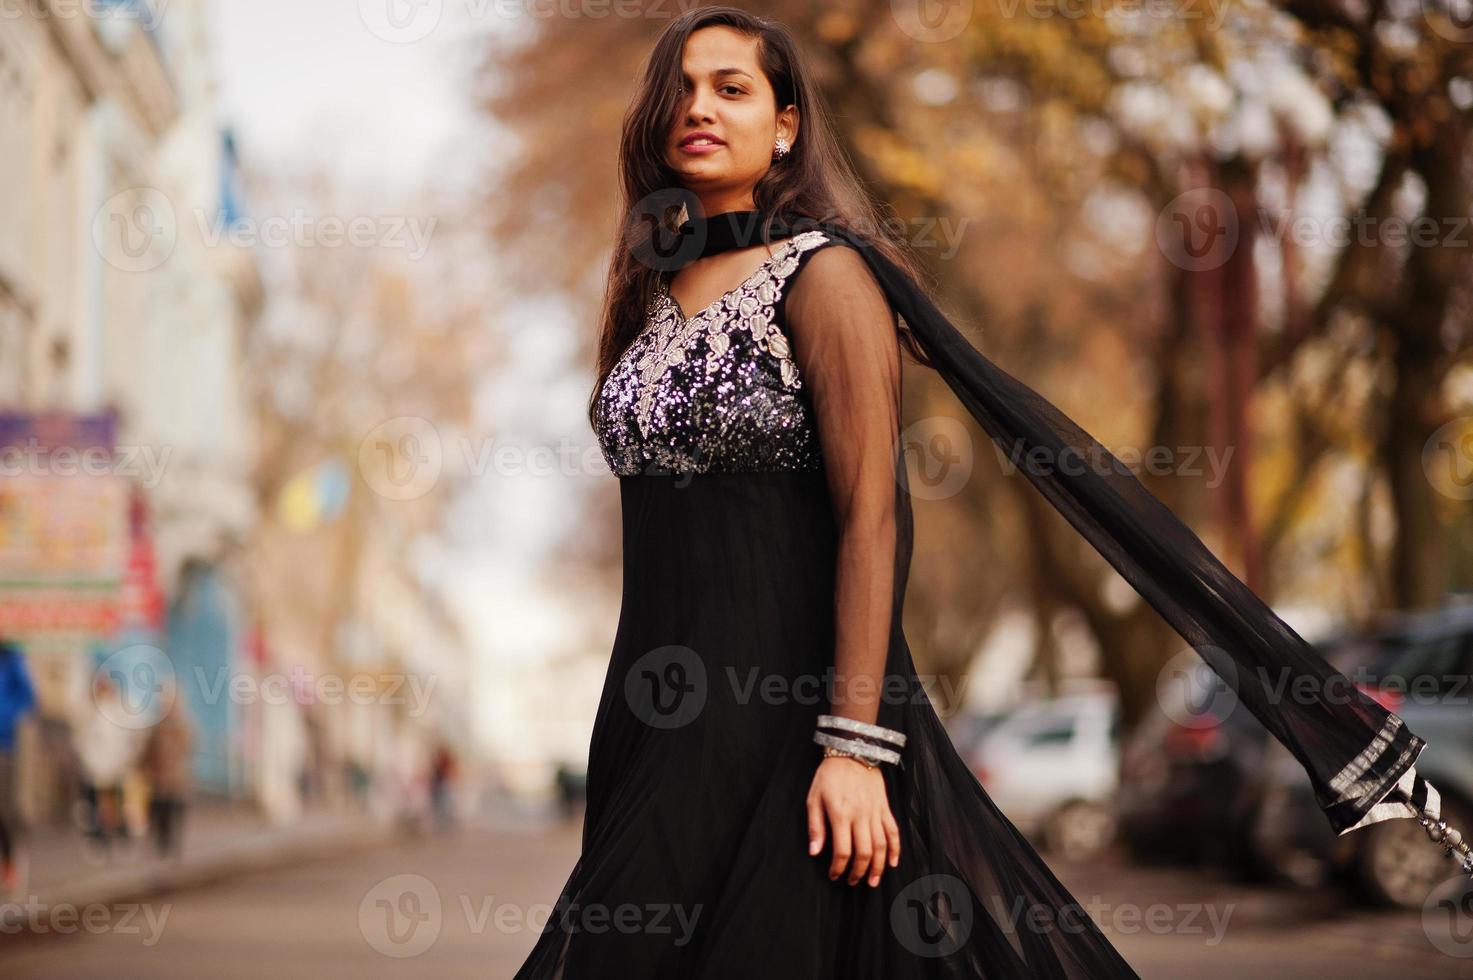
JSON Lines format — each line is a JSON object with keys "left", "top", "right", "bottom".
{"left": 666, "top": 26, "right": 797, "bottom": 209}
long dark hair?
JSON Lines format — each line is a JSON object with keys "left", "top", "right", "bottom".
{"left": 589, "top": 5, "right": 935, "bottom": 427}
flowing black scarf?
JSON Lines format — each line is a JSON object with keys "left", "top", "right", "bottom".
{"left": 671, "top": 206, "right": 1471, "bottom": 874}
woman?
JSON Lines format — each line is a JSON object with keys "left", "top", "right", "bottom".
{"left": 75, "top": 674, "right": 144, "bottom": 857}
{"left": 516, "top": 8, "right": 1466, "bottom": 978}
{"left": 140, "top": 679, "right": 194, "bottom": 858}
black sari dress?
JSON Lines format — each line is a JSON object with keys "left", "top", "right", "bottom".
{"left": 512, "top": 227, "right": 1145, "bottom": 978}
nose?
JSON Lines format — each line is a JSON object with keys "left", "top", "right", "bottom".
{"left": 684, "top": 83, "right": 716, "bottom": 124}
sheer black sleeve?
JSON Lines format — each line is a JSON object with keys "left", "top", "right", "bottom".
{"left": 784, "top": 242, "right": 902, "bottom": 728}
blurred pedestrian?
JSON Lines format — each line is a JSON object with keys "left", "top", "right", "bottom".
{"left": 429, "top": 743, "right": 456, "bottom": 833}
{"left": 553, "top": 762, "right": 584, "bottom": 822}
{"left": 0, "top": 639, "right": 37, "bottom": 894}
{"left": 74, "top": 674, "right": 143, "bottom": 856}
{"left": 139, "top": 680, "right": 193, "bottom": 858}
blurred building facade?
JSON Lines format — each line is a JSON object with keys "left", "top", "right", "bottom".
{"left": 0, "top": 0, "right": 229, "bottom": 823}
{"left": 1, "top": 1, "right": 482, "bottom": 833}
{"left": 0, "top": 0, "right": 268, "bottom": 825}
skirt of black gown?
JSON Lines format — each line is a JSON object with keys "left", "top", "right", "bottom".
{"left": 512, "top": 468, "right": 1142, "bottom": 979}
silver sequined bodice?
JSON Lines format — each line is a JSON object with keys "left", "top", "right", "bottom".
{"left": 594, "top": 230, "right": 834, "bottom": 476}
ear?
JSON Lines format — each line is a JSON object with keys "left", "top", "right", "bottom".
{"left": 777, "top": 104, "right": 799, "bottom": 145}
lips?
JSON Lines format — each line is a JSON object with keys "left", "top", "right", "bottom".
{"left": 679, "top": 132, "right": 724, "bottom": 147}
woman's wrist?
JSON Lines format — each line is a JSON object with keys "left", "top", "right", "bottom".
{"left": 813, "top": 714, "right": 906, "bottom": 768}
{"left": 820, "top": 745, "right": 879, "bottom": 770}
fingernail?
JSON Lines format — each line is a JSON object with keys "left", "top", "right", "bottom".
{"left": 868, "top": 875, "right": 879, "bottom": 887}
{"left": 809, "top": 840, "right": 819, "bottom": 855}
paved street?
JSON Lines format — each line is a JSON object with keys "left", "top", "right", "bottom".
{"left": 2, "top": 812, "right": 1471, "bottom": 979}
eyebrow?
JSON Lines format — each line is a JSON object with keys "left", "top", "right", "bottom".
{"left": 682, "top": 67, "right": 754, "bottom": 81}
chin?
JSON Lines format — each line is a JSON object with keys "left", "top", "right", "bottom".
{"left": 672, "top": 162, "right": 729, "bottom": 183}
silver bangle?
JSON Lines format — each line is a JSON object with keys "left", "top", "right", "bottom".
{"left": 814, "top": 730, "right": 901, "bottom": 766}
{"left": 816, "top": 714, "right": 906, "bottom": 748}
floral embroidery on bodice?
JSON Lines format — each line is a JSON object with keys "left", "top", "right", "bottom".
{"left": 594, "top": 230, "right": 834, "bottom": 477}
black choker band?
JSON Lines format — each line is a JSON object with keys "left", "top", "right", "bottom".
{"left": 677, "top": 209, "right": 790, "bottom": 260}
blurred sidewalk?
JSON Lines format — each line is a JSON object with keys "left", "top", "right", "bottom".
{"left": 6, "top": 800, "right": 401, "bottom": 916}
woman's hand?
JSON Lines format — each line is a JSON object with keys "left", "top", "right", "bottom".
{"left": 806, "top": 755, "right": 901, "bottom": 887}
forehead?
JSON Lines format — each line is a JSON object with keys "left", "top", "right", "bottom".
{"left": 682, "top": 26, "right": 767, "bottom": 87}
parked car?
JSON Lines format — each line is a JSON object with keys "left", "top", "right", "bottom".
{"left": 1117, "top": 654, "right": 1274, "bottom": 871}
{"left": 945, "top": 708, "right": 1006, "bottom": 761}
{"left": 962, "top": 690, "right": 1122, "bottom": 860}
{"left": 1120, "top": 599, "right": 1473, "bottom": 907}
{"left": 1246, "top": 601, "right": 1473, "bottom": 906}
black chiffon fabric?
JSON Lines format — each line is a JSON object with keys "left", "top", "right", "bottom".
{"left": 514, "top": 208, "right": 1452, "bottom": 978}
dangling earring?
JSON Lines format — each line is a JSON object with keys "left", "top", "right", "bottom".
{"left": 772, "top": 137, "right": 790, "bottom": 161}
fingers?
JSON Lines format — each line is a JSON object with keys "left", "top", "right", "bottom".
{"left": 864, "top": 821, "right": 889, "bottom": 886}
{"left": 827, "top": 811, "right": 852, "bottom": 881}
{"left": 846, "top": 816, "right": 874, "bottom": 886}
{"left": 810, "top": 776, "right": 901, "bottom": 888}
{"left": 806, "top": 792, "right": 825, "bottom": 857}
{"left": 883, "top": 807, "right": 901, "bottom": 869}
